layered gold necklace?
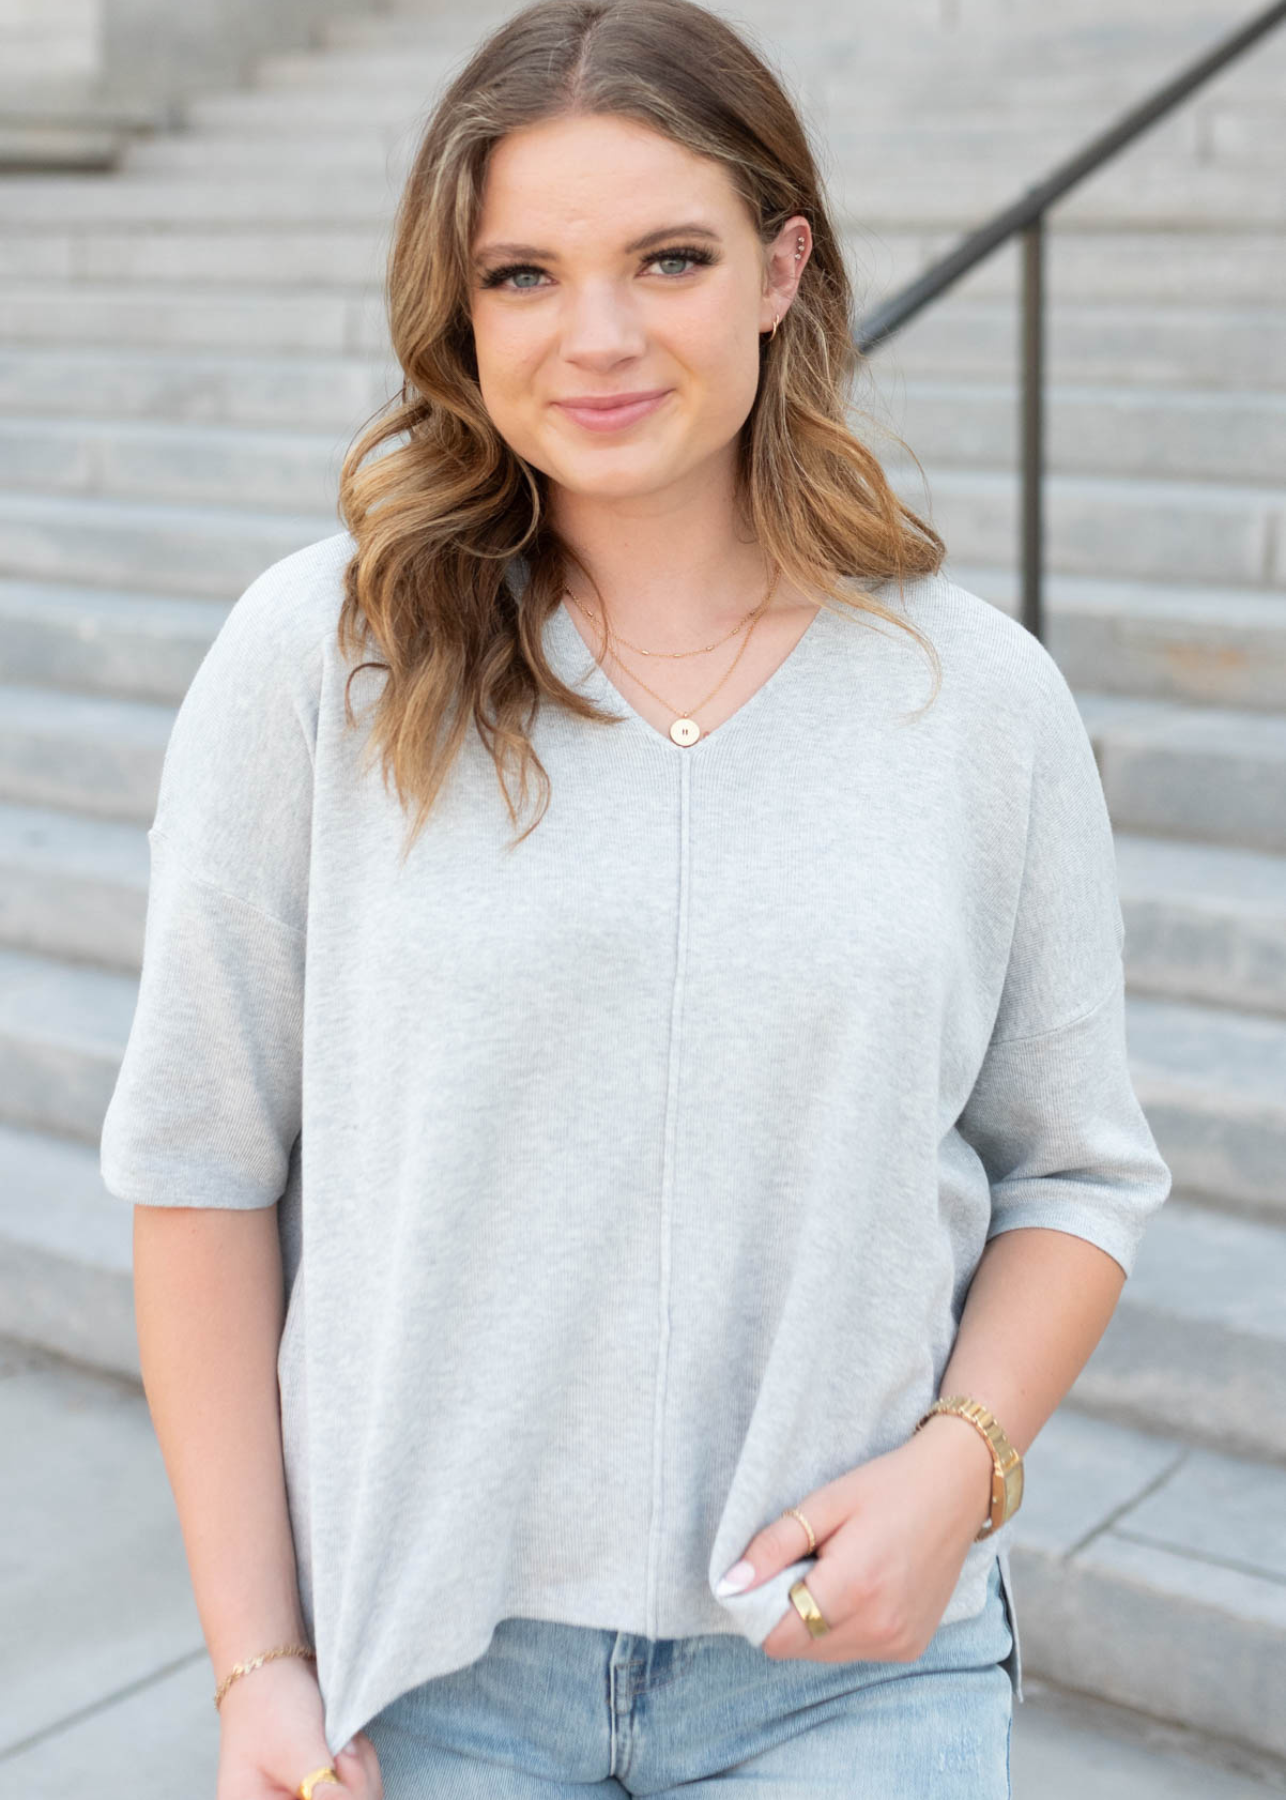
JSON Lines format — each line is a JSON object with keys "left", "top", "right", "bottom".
{"left": 563, "top": 568, "right": 779, "bottom": 747}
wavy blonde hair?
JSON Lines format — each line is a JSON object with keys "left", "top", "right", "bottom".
{"left": 336, "top": 0, "right": 945, "bottom": 854}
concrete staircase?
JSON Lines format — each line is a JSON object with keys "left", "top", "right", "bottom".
{"left": 0, "top": 0, "right": 1284, "bottom": 1769}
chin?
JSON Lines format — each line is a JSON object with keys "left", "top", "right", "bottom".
{"left": 544, "top": 456, "right": 684, "bottom": 499}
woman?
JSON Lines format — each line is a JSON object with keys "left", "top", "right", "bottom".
{"left": 101, "top": 1, "right": 1172, "bottom": 1795}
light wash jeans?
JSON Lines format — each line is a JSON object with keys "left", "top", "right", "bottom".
{"left": 364, "top": 1557, "right": 1015, "bottom": 1796}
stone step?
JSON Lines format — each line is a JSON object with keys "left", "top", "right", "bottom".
{"left": 6, "top": 211, "right": 1286, "bottom": 302}
{"left": 1125, "top": 989, "right": 1286, "bottom": 1222}
{"left": 9, "top": 160, "right": 1281, "bottom": 232}
{"left": 0, "top": 945, "right": 137, "bottom": 1145}
{"left": 12, "top": 226, "right": 389, "bottom": 288}
{"left": 0, "top": 801, "right": 148, "bottom": 971}
{"left": 0, "top": 172, "right": 406, "bottom": 225}
{"left": 0, "top": 416, "right": 354, "bottom": 514}
{"left": 3, "top": 395, "right": 1279, "bottom": 517}
{"left": 879, "top": 301, "right": 1286, "bottom": 392}
{"left": 0, "top": 578, "right": 1283, "bottom": 983}
{"left": 122, "top": 99, "right": 1286, "bottom": 180}
{"left": 4, "top": 280, "right": 1281, "bottom": 389}
{"left": 2, "top": 673, "right": 1283, "bottom": 998}
{"left": 337, "top": 5, "right": 1257, "bottom": 50}
{"left": 174, "top": 77, "right": 1286, "bottom": 160}
{"left": 0, "top": 940, "right": 1279, "bottom": 1412}
{"left": 0, "top": 1125, "right": 135, "bottom": 1376}
{"left": 945, "top": 564, "right": 1286, "bottom": 713}
{"left": 5, "top": 544, "right": 1285, "bottom": 720}
{"left": 305, "top": 33, "right": 1286, "bottom": 90}
{"left": 0, "top": 578, "right": 225, "bottom": 701}
{"left": 0, "top": 281, "right": 387, "bottom": 354}
{"left": 878, "top": 381, "right": 1286, "bottom": 486}
{"left": 0, "top": 344, "right": 393, "bottom": 427}
{"left": 0, "top": 683, "right": 174, "bottom": 824}
{"left": 1208, "top": 107, "right": 1286, "bottom": 162}
{"left": 1076, "top": 691, "right": 1286, "bottom": 855}
{"left": 1071, "top": 1196, "right": 1286, "bottom": 1463}
{"left": 255, "top": 38, "right": 1286, "bottom": 98}
{"left": 1013, "top": 1405, "right": 1286, "bottom": 1762}
{"left": 0, "top": 863, "right": 1278, "bottom": 1203}
{"left": 116, "top": 110, "right": 1200, "bottom": 176}
{"left": 1115, "top": 833, "right": 1286, "bottom": 1015}
{"left": 0, "top": 457, "right": 1276, "bottom": 603}
{"left": 0, "top": 573, "right": 1284, "bottom": 829}
{"left": 907, "top": 466, "right": 1284, "bottom": 588}
{"left": 0, "top": 492, "right": 337, "bottom": 599}
{"left": 10, "top": 214, "right": 1286, "bottom": 305}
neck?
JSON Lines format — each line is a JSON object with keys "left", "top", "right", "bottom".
{"left": 549, "top": 476, "right": 791, "bottom": 644}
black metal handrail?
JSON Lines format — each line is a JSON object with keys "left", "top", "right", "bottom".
{"left": 853, "top": 1, "right": 1286, "bottom": 642}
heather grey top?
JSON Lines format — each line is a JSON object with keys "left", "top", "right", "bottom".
{"left": 100, "top": 529, "right": 1171, "bottom": 1757}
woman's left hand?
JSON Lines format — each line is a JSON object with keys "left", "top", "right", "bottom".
{"left": 725, "top": 1419, "right": 996, "bottom": 1664}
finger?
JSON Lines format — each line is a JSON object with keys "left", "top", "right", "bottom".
{"left": 723, "top": 1479, "right": 850, "bottom": 1598}
{"left": 759, "top": 1546, "right": 856, "bottom": 1661}
{"left": 337, "top": 1731, "right": 381, "bottom": 1797}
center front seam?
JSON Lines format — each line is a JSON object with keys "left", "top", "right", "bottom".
{"left": 644, "top": 752, "right": 692, "bottom": 1641}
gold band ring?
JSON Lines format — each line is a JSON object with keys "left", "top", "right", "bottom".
{"left": 788, "top": 1578, "right": 830, "bottom": 1637}
{"left": 297, "top": 1766, "right": 343, "bottom": 1799}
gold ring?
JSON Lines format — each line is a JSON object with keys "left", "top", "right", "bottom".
{"left": 782, "top": 1505, "right": 816, "bottom": 1552}
{"left": 788, "top": 1577, "right": 830, "bottom": 1637}
{"left": 297, "top": 1766, "right": 343, "bottom": 1799}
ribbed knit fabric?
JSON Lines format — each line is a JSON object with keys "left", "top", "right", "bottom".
{"left": 100, "top": 529, "right": 1172, "bottom": 1757}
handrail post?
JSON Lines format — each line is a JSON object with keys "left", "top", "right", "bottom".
{"left": 1020, "top": 212, "right": 1044, "bottom": 643}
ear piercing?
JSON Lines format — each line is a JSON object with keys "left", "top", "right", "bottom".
{"left": 769, "top": 235, "right": 807, "bottom": 339}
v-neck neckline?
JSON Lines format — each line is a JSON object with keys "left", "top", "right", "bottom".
{"left": 544, "top": 593, "right": 832, "bottom": 760}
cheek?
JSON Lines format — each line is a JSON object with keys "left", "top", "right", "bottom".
{"left": 682, "top": 312, "right": 763, "bottom": 436}
{"left": 473, "top": 323, "right": 545, "bottom": 439}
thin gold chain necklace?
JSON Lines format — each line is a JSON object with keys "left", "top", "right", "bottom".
{"left": 564, "top": 587, "right": 766, "bottom": 659}
{"left": 564, "top": 572, "right": 778, "bottom": 747}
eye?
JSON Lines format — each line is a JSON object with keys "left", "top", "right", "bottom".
{"left": 478, "top": 263, "right": 548, "bottom": 292}
{"left": 646, "top": 245, "right": 718, "bottom": 277}
{"left": 477, "top": 243, "right": 719, "bottom": 293}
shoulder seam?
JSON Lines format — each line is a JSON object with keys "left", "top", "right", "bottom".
{"left": 148, "top": 827, "right": 307, "bottom": 941}
{"left": 988, "top": 964, "right": 1121, "bottom": 1047}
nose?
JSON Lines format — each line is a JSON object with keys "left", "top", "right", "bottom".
{"left": 556, "top": 279, "right": 649, "bottom": 370}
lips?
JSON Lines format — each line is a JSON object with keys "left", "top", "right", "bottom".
{"left": 552, "top": 389, "right": 673, "bottom": 433}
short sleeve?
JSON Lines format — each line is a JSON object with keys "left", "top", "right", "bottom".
{"left": 954, "top": 654, "right": 1172, "bottom": 1279}
{"left": 100, "top": 551, "right": 325, "bottom": 1209}
{"left": 100, "top": 831, "right": 305, "bottom": 1208}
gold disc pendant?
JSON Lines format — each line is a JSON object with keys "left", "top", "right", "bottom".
{"left": 670, "top": 717, "right": 701, "bottom": 747}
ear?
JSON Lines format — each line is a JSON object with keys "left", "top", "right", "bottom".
{"left": 759, "top": 212, "right": 812, "bottom": 336}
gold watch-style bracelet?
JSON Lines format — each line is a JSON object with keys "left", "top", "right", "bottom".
{"left": 913, "top": 1394, "right": 1024, "bottom": 1541}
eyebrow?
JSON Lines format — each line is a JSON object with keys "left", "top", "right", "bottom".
{"left": 472, "top": 222, "right": 722, "bottom": 263}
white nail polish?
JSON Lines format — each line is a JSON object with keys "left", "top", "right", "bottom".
{"left": 715, "top": 1558, "right": 755, "bottom": 1596}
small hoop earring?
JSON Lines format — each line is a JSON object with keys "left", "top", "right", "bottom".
{"left": 769, "top": 312, "right": 780, "bottom": 340}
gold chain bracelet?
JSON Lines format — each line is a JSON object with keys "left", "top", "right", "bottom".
{"left": 214, "top": 1642, "right": 317, "bottom": 1711}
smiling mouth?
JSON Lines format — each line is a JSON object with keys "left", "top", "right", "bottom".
{"left": 552, "top": 391, "right": 674, "bottom": 432}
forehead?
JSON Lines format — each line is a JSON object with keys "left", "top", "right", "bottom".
{"left": 474, "top": 114, "right": 742, "bottom": 239}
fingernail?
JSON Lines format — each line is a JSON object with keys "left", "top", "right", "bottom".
{"left": 342, "top": 1739, "right": 358, "bottom": 1755}
{"left": 715, "top": 1559, "right": 755, "bottom": 1597}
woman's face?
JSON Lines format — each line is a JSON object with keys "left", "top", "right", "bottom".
{"left": 468, "top": 112, "right": 809, "bottom": 505}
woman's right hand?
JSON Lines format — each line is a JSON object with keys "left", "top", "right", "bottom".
{"left": 214, "top": 1655, "right": 383, "bottom": 1799}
